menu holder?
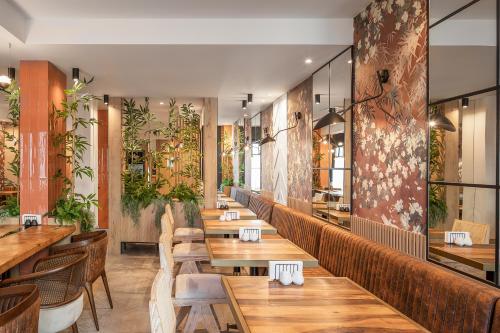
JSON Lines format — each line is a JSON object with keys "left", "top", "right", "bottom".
{"left": 268, "top": 261, "right": 303, "bottom": 281}
{"left": 224, "top": 210, "right": 240, "bottom": 220}
{"left": 238, "top": 227, "right": 261, "bottom": 241}
{"left": 444, "top": 231, "right": 470, "bottom": 244}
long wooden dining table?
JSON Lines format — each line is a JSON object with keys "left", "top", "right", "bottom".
{"left": 223, "top": 276, "right": 430, "bottom": 333}
{"left": 203, "top": 219, "right": 277, "bottom": 236}
{"left": 205, "top": 238, "right": 318, "bottom": 276}
{"left": 0, "top": 225, "right": 75, "bottom": 276}
{"left": 200, "top": 208, "right": 257, "bottom": 220}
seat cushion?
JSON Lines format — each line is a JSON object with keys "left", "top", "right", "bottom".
{"left": 39, "top": 294, "right": 83, "bottom": 333}
{"left": 173, "top": 228, "right": 204, "bottom": 242}
{"left": 175, "top": 274, "right": 226, "bottom": 299}
{"left": 173, "top": 243, "right": 208, "bottom": 262}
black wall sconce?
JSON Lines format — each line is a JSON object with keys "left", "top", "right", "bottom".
{"left": 313, "top": 69, "right": 391, "bottom": 130}
{"left": 429, "top": 108, "right": 456, "bottom": 132}
{"left": 260, "top": 112, "right": 302, "bottom": 146}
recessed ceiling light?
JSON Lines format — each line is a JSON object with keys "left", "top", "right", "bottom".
{"left": 305, "top": 58, "right": 313, "bottom": 64}
{"left": 347, "top": 59, "right": 353, "bottom": 64}
{"left": 160, "top": 101, "right": 164, "bottom": 105}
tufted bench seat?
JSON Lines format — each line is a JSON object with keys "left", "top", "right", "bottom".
{"left": 270, "top": 204, "right": 327, "bottom": 258}
{"left": 317, "top": 224, "right": 500, "bottom": 333}
{"left": 230, "top": 186, "right": 237, "bottom": 199}
{"left": 234, "top": 188, "right": 251, "bottom": 207}
{"left": 248, "top": 194, "right": 275, "bottom": 222}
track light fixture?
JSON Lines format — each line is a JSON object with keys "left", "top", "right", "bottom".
{"left": 462, "top": 97, "right": 469, "bottom": 109}
{"left": 242, "top": 100, "right": 247, "bottom": 110}
{"left": 72, "top": 68, "right": 80, "bottom": 82}
{"left": 315, "top": 94, "right": 321, "bottom": 105}
{"left": 260, "top": 112, "right": 302, "bottom": 146}
{"left": 313, "top": 69, "right": 391, "bottom": 130}
{"left": 247, "top": 94, "right": 253, "bottom": 104}
{"left": 104, "top": 94, "right": 109, "bottom": 105}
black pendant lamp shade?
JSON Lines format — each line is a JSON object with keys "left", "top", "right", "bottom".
{"left": 260, "top": 130, "right": 276, "bottom": 145}
{"left": 72, "top": 67, "right": 80, "bottom": 82}
{"left": 313, "top": 108, "right": 345, "bottom": 130}
{"left": 103, "top": 94, "right": 109, "bottom": 105}
{"left": 430, "top": 112, "right": 456, "bottom": 132}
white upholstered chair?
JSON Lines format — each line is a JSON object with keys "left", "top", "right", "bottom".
{"left": 149, "top": 269, "right": 176, "bottom": 333}
{"left": 158, "top": 237, "right": 226, "bottom": 333}
{"left": 164, "top": 204, "right": 204, "bottom": 243}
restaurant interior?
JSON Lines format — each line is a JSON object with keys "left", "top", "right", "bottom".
{"left": 0, "top": 0, "right": 499, "bottom": 332}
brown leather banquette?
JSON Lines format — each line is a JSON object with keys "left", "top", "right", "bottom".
{"left": 234, "top": 188, "right": 251, "bottom": 207}
{"left": 271, "top": 204, "right": 326, "bottom": 258}
{"left": 248, "top": 194, "right": 275, "bottom": 222}
{"left": 317, "top": 224, "right": 500, "bottom": 333}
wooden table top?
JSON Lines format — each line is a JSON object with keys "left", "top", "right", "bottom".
{"left": 201, "top": 208, "right": 257, "bottom": 220}
{"left": 0, "top": 225, "right": 75, "bottom": 274}
{"left": 203, "top": 220, "right": 277, "bottom": 236}
{"left": 0, "top": 225, "right": 22, "bottom": 238}
{"left": 217, "top": 195, "right": 236, "bottom": 202}
{"left": 223, "top": 276, "right": 429, "bottom": 333}
{"left": 205, "top": 238, "right": 318, "bottom": 268}
{"left": 429, "top": 243, "right": 495, "bottom": 271}
{"left": 226, "top": 201, "right": 244, "bottom": 208}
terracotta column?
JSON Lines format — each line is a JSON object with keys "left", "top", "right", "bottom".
{"left": 19, "top": 61, "right": 66, "bottom": 224}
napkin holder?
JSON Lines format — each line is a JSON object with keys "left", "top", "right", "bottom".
{"left": 217, "top": 200, "right": 228, "bottom": 209}
{"left": 225, "top": 210, "right": 240, "bottom": 220}
{"left": 444, "top": 231, "right": 470, "bottom": 244}
{"left": 268, "top": 261, "right": 303, "bottom": 281}
{"left": 239, "top": 227, "right": 261, "bottom": 241}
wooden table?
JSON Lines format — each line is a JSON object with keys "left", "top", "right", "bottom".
{"left": 201, "top": 208, "right": 257, "bottom": 220}
{"left": 429, "top": 243, "right": 496, "bottom": 281}
{"left": 226, "top": 201, "right": 244, "bottom": 208}
{"left": 0, "top": 225, "right": 22, "bottom": 238}
{"left": 218, "top": 195, "right": 236, "bottom": 202}
{"left": 223, "top": 276, "right": 429, "bottom": 333}
{"left": 203, "top": 219, "right": 277, "bottom": 236}
{"left": 206, "top": 238, "right": 318, "bottom": 275}
{"left": 0, "top": 225, "right": 75, "bottom": 275}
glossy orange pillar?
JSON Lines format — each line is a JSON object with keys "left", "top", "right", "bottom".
{"left": 19, "top": 61, "right": 66, "bottom": 224}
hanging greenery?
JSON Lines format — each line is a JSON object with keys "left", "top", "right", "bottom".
{"left": 0, "top": 80, "right": 20, "bottom": 218}
{"left": 121, "top": 98, "right": 166, "bottom": 226}
{"left": 49, "top": 79, "right": 98, "bottom": 232}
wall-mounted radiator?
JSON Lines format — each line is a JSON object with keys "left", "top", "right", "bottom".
{"left": 350, "top": 216, "right": 426, "bottom": 260}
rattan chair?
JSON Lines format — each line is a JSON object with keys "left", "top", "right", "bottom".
{"left": 0, "top": 285, "right": 40, "bottom": 333}
{"left": 50, "top": 230, "right": 111, "bottom": 331}
{"left": 1, "top": 252, "right": 88, "bottom": 333}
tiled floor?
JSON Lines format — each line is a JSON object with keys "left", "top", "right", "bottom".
{"left": 66, "top": 244, "right": 236, "bottom": 333}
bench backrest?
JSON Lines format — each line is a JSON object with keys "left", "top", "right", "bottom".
{"left": 248, "top": 194, "right": 275, "bottom": 222}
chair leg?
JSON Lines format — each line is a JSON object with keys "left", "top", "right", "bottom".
{"left": 176, "top": 306, "right": 191, "bottom": 329}
{"left": 182, "top": 304, "right": 219, "bottom": 333}
{"left": 84, "top": 282, "right": 100, "bottom": 331}
{"left": 71, "top": 323, "right": 79, "bottom": 333}
{"left": 101, "top": 271, "right": 113, "bottom": 309}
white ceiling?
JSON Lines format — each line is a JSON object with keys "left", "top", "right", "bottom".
{"left": 10, "top": 0, "right": 370, "bottom": 19}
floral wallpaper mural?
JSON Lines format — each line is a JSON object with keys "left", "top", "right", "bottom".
{"left": 352, "top": 0, "right": 428, "bottom": 233}
{"left": 287, "top": 78, "right": 313, "bottom": 213}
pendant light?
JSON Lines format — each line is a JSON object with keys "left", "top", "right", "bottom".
{"left": 315, "top": 94, "right": 321, "bottom": 105}
{"left": 247, "top": 94, "right": 253, "bottom": 104}
{"left": 103, "top": 94, "right": 109, "bottom": 105}
{"left": 242, "top": 100, "right": 247, "bottom": 110}
{"left": 462, "top": 97, "right": 469, "bottom": 109}
{"left": 313, "top": 69, "right": 390, "bottom": 130}
{"left": 0, "top": 43, "right": 15, "bottom": 90}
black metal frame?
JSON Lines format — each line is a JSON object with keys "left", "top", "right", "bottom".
{"left": 311, "top": 45, "right": 354, "bottom": 226}
{"left": 426, "top": 0, "right": 500, "bottom": 287}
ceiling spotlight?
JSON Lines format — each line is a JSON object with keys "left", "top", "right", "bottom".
{"left": 242, "top": 100, "right": 247, "bottom": 110}
{"left": 103, "top": 94, "right": 109, "bottom": 105}
{"left": 247, "top": 94, "right": 253, "bottom": 104}
{"left": 305, "top": 58, "right": 313, "bottom": 65}
{"left": 8, "top": 67, "right": 15, "bottom": 80}
{"left": 462, "top": 97, "right": 469, "bottom": 109}
{"left": 160, "top": 101, "right": 164, "bottom": 105}
{"left": 72, "top": 68, "right": 80, "bottom": 82}
{"left": 315, "top": 94, "right": 321, "bottom": 105}
{"left": 347, "top": 59, "right": 353, "bottom": 64}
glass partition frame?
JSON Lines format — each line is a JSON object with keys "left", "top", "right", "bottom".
{"left": 426, "top": 0, "right": 500, "bottom": 287}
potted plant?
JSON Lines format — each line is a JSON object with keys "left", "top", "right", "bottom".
{"left": 428, "top": 127, "right": 448, "bottom": 229}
